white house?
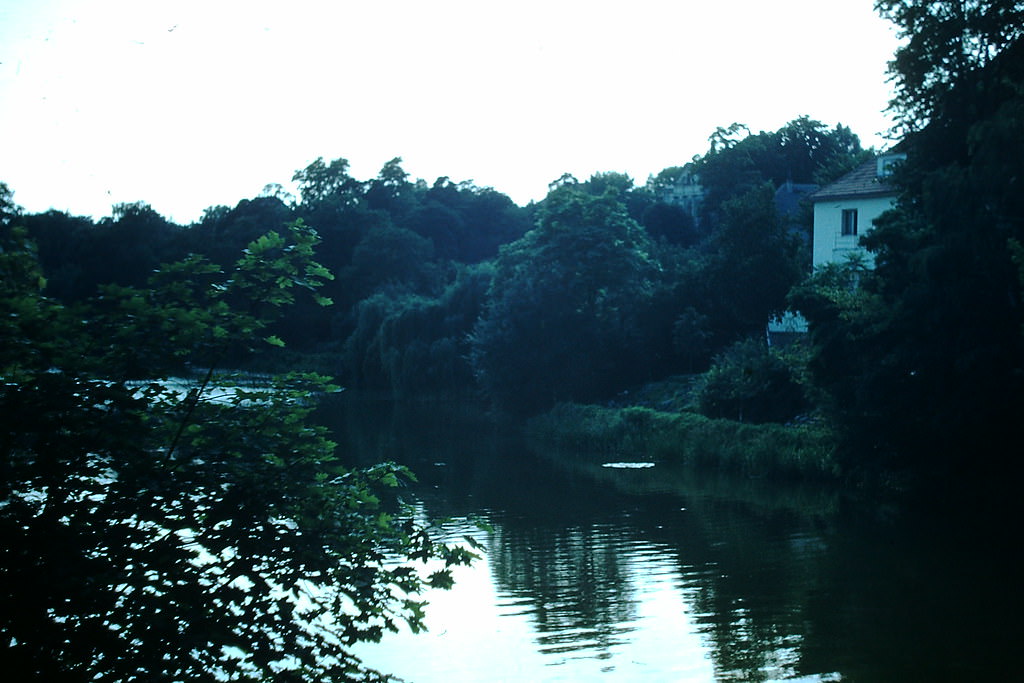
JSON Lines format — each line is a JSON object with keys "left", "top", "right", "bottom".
{"left": 811, "top": 154, "right": 903, "bottom": 268}
{"left": 768, "top": 153, "right": 903, "bottom": 342}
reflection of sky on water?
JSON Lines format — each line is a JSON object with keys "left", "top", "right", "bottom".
{"left": 331, "top": 399, "right": 1023, "bottom": 682}
{"left": 350, "top": 516, "right": 833, "bottom": 682}
{"left": 352, "top": 533, "right": 714, "bottom": 681}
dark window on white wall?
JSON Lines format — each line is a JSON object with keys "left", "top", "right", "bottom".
{"left": 841, "top": 209, "right": 858, "bottom": 236}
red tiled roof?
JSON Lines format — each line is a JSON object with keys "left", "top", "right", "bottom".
{"left": 811, "top": 157, "right": 897, "bottom": 202}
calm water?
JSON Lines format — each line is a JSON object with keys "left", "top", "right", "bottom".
{"left": 327, "top": 398, "right": 1022, "bottom": 683}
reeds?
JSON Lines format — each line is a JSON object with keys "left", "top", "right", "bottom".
{"left": 526, "top": 403, "right": 839, "bottom": 482}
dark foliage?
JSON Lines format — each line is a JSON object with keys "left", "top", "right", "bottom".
{"left": 1, "top": 216, "right": 476, "bottom": 681}
{"left": 9, "top": 113, "right": 866, "bottom": 431}
{"left": 792, "top": 6, "right": 1024, "bottom": 485}
{"left": 695, "top": 337, "right": 811, "bottom": 424}
{"left": 696, "top": 117, "right": 864, "bottom": 221}
{"left": 469, "top": 184, "right": 669, "bottom": 414}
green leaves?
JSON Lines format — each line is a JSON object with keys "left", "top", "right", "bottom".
{"left": 231, "top": 221, "right": 334, "bottom": 312}
{"left": 876, "top": 0, "right": 1024, "bottom": 132}
{"left": 471, "top": 186, "right": 669, "bottom": 413}
{"left": 291, "top": 156, "right": 365, "bottom": 207}
{"left": 81, "top": 220, "right": 335, "bottom": 379}
{"left": 0, "top": 223, "right": 469, "bottom": 681}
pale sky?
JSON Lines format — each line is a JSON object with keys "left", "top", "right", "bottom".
{"left": 0, "top": 0, "right": 900, "bottom": 224}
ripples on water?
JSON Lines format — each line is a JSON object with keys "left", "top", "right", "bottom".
{"left": 334, "top": 399, "right": 1022, "bottom": 682}
{"left": 352, "top": 504, "right": 841, "bottom": 682}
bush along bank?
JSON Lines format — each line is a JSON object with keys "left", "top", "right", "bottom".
{"left": 525, "top": 403, "right": 840, "bottom": 483}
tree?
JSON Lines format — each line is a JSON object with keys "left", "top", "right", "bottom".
{"left": 19, "top": 210, "right": 95, "bottom": 300}
{"left": 695, "top": 117, "right": 865, "bottom": 217}
{"left": 0, "top": 181, "right": 15, "bottom": 218}
{"left": 364, "top": 157, "right": 415, "bottom": 216}
{"left": 702, "top": 184, "right": 803, "bottom": 343}
{"left": 259, "top": 182, "right": 296, "bottom": 204}
{"left": 695, "top": 336, "right": 809, "bottom": 424}
{"left": 341, "top": 224, "right": 438, "bottom": 300}
{"left": 407, "top": 178, "right": 530, "bottom": 263}
{"left": 642, "top": 202, "right": 700, "bottom": 247}
{"left": 406, "top": 201, "right": 464, "bottom": 260}
{"left": 775, "top": 116, "right": 863, "bottom": 185}
{"left": 450, "top": 187, "right": 531, "bottom": 262}
{"left": 292, "top": 157, "right": 366, "bottom": 208}
{"left": 876, "top": 0, "right": 1024, "bottom": 133}
{"left": 0, "top": 218, "right": 475, "bottom": 680}
{"left": 578, "top": 171, "right": 656, "bottom": 223}
{"left": 80, "top": 202, "right": 184, "bottom": 294}
{"left": 187, "top": 196, "right": 295, "bottom": 269}
{"left": 469, "top": 185, "right": 665, "bottom": 414}
{"left": 342, "top": 263, "right": 493, "bottom": 395}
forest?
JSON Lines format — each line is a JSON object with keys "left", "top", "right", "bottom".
{"left": 5, "top": 115, "right": 864, "bottom": 414}
{"left": 3, "top": 0, "right": 1024, "bottom": 679}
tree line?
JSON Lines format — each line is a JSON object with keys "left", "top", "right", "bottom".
{"left": 7, "top": 115, "right": 864, "bottom": 418}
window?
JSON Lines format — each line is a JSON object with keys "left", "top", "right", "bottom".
{"left": 876, "top": 153, "right": 906, "bottom": 178}
{"left": 841, "top": 208, "right": 858, "bottom": 236}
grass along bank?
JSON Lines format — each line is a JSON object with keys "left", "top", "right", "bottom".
{"left": 526, "top": 403, "right": 839, "bottom": 483}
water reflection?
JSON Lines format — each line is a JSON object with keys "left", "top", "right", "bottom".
{"left": 330, "top": 398, "right": 1023, "bottom": 682}
{"left": 351, "top": 513, "right": 719, "bottom": 681}
{"left": 490, "top": 524, "right": 640, "bottom": 656}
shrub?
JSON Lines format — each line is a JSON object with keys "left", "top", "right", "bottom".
{"left": 695, "top": 336, "right": 810, "bottom": 423}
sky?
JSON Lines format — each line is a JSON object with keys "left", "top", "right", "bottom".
{"left": 0, "top": 0, "right": 901, "bottom": 224}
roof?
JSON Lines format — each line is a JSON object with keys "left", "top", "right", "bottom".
{"left": 811, "top": 157, "right": 898, "bottom": 202}
{"left": 774, "top": 182, "right": 819, "bottom": 217}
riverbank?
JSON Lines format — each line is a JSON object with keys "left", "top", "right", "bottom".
{"left": 526, "top": 403, "right": 840, "bottom": 483}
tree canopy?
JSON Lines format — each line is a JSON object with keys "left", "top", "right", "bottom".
{"left": 695, "top": 116, "right": 864, "bottom": 215}
{"left": 470, "top": 183, "right": 665, "bottom": 414}
{"left": 876, "top": 0, "right": 1024, "bottom": 132}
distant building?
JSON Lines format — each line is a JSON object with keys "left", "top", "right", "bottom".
{"left": 657, "top": 168, "right": 705, "bottom": 223}
{"left": 811, "top": 154, "right": 904, "bottom": 268}
{"left": 774, "top": 180, "right": 819, "bottom": 242}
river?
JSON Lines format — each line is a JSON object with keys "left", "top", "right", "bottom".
{"left": 325, "top": 397, "right": 1022, "bottom": 682}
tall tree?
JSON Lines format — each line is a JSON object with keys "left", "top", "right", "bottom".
{"left": 469, "top": 184, "right": 664, "bottom": 414}
{"left": 365, "top": 157, "right": 415, "bottom": 216}
{"left": 702, "top": 184, "right": 803, "bottom": 343}
{"left": 695, "top": 117, "right": 864, "bottom": 223}
{"left": 292, "top": 157, "right": 366, "bottom": 208}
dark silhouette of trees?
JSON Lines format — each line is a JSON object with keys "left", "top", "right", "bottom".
{"left": 6, "top": 113, "right": 866, "bottom": 417}
{"left": 791, "top": 2, "right": 1024, "bottom": 484}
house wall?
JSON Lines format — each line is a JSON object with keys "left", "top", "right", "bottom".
{"left": 812, "top": 195, "right": 895, "bottom": 269}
